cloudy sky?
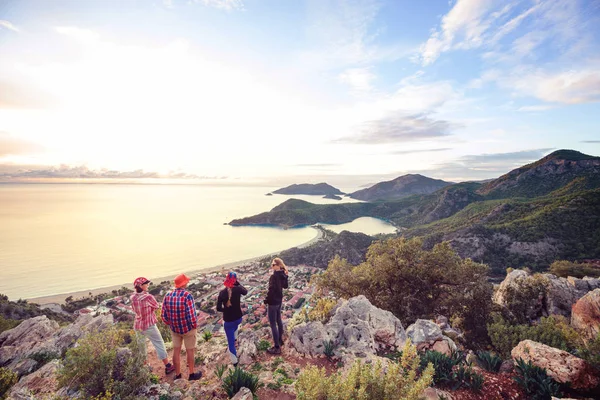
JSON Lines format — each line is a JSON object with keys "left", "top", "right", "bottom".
{"left": 1, "top": 0, "right": 599, "bottom": 187}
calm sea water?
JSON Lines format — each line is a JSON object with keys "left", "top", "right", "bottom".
{"left": 0, "top": 184, "right": 396, "bottom": 300}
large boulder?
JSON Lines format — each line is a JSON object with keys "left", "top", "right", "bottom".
{"left": 290, "top": 296, "right": 406, "bottom": 361}
{"left": 0, "top": 314, "right": 113, "bottom": 373}
{"left": 571, "top": 288, "right": 600, "bottom": 341}
{"left": 511, "top": 340, "right": 599, "bottom": 390}
{"left": 7, "top": 359, "right": 60, "bottom": 400}
{"left": 406, "top": 319, "right": 457, "bottom": 356}
{"left": 493, "top": 270, "right": 600, "bottom": 320}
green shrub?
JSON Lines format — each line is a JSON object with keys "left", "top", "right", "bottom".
{"left": 549, "top": 260, "right": 600, "bottom": 278}
{"left": 323, "top": 340, "right": 336, "bottom": 360}
{"left": 513, "top": 358, "right": 561, "bottom": 400}
{"left": 257, "top": 339, "right": 271, "bottom": 352}
{"left": 295, "top": 340, "right": 434, "bottom": 400}
{"left": 29, "top": 350, "right": 59, "bottom": 365}
{"left": 315, "top": 238, "right": 493, "bottom": 345}
{"left": 202, "top": 329, "right": 213, "bottom": 342}
{"left": 0, "top": 368, "right": 18, "bottom": 400}
{"left": 222, "top": 367, "right": 260, "bottom": 398}
{"left": 308, "top": 297, "right": 337, "bottom": 324}
{"left": 155, "top": 308, "right": 172, "bottom": 343}
{"left": 419, "top": 350, "right": 463, "bottom": 386}
{"left": 574, "top": 332, "right": 600, "bottom": 370}
{"left": 215, "top": 364, "right": 227, "bottom": 380}
{"left": 488, "top": 314, "right": 577, "bottom": 358}
{"left": 0, "top": 315, "right": 20, "bottom": 335}
{"left": 150, "top": 373, "right": 160, "bottom": 384}
{"left": 501, "top": 273, "right": 548, "bottom": 323}
{"left": 476, "top": 350, "right": 502, "bottom": 373}
{"left": 58, "top": 327, "right": 150, "bottom": 399}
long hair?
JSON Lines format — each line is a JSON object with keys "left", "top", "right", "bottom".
{"left": 272, "top": 257, "right": 288, "bottom": 274}
{"left": 226, "top": 287, "right": 232, "bottom": 307}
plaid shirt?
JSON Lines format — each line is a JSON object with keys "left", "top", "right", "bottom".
{"left": 161, "top": 288, "right": 197, "bottom": 334}
{"left": 130, "top": 292, "right": 159, "bottom": 331}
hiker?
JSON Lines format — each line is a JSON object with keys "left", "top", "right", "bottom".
{"left": 216, "top": 271, "right": 248, "bottom": 367}
{"left": 264, "top": 257, "right": 289, "bottom": 354}
{"left": 161, "top": 273, "right": 202, "bottom": 381}
{"left": 130, "top": 277, "right": 175, "bottom": 375}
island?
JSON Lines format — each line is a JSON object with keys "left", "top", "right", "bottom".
{"left": 273, "top": 182, "right": 344, "bottom": 196}
{"left": 323, "top": 194, "right": 342, "bottom": 200}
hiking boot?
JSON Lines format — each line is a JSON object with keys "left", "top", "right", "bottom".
{"left": 267, "top": 346, "right": 281, "bottom": 355}
{"left": 165, "top": 363, "right": 175, "bottom": 374}
{"left": 189, "top": 371, "right": 202, "bottom": 381}
{"left": 174, "top": 374, "right": 182, "bottom": 380}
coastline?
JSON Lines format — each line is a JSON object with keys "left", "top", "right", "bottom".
{"left": 27, "top": 226, "right": 324, "bottom": 305}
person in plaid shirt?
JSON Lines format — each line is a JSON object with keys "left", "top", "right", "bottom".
{"left": 161, "top": 273, "right": 201, "bottom": 381}
{"left": 130, "top": 277, "right": 175, "bottom": 375}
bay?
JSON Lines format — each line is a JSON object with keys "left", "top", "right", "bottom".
{"left": 0, "top": 184, "right": 395, "bottom": 300}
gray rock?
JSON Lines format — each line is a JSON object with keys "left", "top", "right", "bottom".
{"left": 237, "top": 330, "right": 258, "bottom": 366}
{"left": 12, "top": 358, "right": 39, "bottom": 377}
{"left": 7, "top": 359, "right": 60, "bottom": 400}
{"left": 231, "top": 387, "right": 253, "bottom": 400}
{"left": 406, "top": 319, "right": 443, "bottom": 344}
{"left": 290, "top": 295, "right": 406, "bottom": 363}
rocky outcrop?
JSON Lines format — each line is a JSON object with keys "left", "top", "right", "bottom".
{"left": 406, "top": 319, "right": 457, "bottom": 356}
{"left": 511, "top": 340, "right": 600, "bottom": 390}
{"left": 0, "top": 314, "right": 113, "bottom": 373}
{"left": 7, "top": 360, "right": 61, "bottom": 400}
{"left": 231, "top": 387, "right": 253, "bottom": 400}
{"left": 571, "top": 289, "right": 600, "bottom": 341}
{"left": 493, "top": 269, "right": 600, "bottom": 320}
{"left": 290, "top": 296, "right": 406, "bottom": 362}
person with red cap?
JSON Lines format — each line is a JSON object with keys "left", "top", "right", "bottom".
{"left": 161, "top": 273, "right": 201, "bottom": 381}
{"left": 130, "top": 277, "right": 175, "bottom": 375}
{"left": 216, "top": 271, "right": 247, "bottom": 367}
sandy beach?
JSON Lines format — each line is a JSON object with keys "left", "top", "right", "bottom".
{"left": 27, "top": 226, "right": 324, "bottom": 305}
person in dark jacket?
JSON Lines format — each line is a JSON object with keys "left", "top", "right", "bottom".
{"left": 216, "top": 272, "right": 247, "bottom": 366}
{"left": 264, "top": 257, "right": 288, "bottom": 354}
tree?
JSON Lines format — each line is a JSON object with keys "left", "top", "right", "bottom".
{"left": 315, "top": 237, "right": 493, "bottom": 344}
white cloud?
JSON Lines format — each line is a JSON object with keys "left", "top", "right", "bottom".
{"left": 507, "top": 68, "right": 600, "bottom": 104}
{"left": 196, "top": 0, "right": 244, "bottom": 11}
{"left": 517, "top": 104, "right": 556, "bottom": 112}
{"left": 338, "top": 67, "right": 376, "bottom": 91}
{"left": 419, "top": 0, "right": 497, "bottom": 65}
{"left": 0, "top": 20, "right": 20, "bottom": 33}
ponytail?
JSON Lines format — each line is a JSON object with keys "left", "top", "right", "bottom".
{"left": 226, "top": 287, "right": 232, "bottom": 307}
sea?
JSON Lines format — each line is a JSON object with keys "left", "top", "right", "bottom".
{"left": 0, "top": 184, "right": 396, "bottom": 300}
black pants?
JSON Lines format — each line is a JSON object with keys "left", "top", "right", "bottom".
{"left": 268, "top": 304, "right": 283, "bottom": 347}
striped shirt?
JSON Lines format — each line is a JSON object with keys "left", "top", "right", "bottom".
{"left": 130, "top": 292, "right": 159, "bottom": 331}
{"left": 161, "top": 288, "right": 197, "bottom": 334}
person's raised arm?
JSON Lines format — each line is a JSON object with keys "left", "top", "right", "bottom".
{"left": 147, "top": 294, "right": 160, "bottom": 310}
{"left": 281, "top": 274, "right": 289, "bottom": 289}
{"left": 238, "top": 283, "right": 248, "bottom": 296}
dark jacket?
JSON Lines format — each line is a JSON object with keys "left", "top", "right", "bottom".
{"left": 265, "top": 270, "right": 288, "bottom": 306}
{"left": 217, "top": 283, "right": 248, "bottom": 322}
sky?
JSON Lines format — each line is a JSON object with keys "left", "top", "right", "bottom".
{"left": 1, "top": 0, "right": 599, "bottom": 189}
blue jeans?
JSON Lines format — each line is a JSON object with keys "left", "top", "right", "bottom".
{"left": 224, "top": 317, "right": 242, "bottom": 360}
{"left": 138, "top": 324, "right": 168, "bottom": 360}
{"left": 268, "top": 304, "right": 283, "bottom": 348}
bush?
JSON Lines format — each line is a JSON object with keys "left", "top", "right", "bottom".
{"left": 295, "top": 340, "right": 434, "bottom": 400}
{"left": 202, "top": 329, "right": 213, "bottom": 342}
{"left": 215, "top": 364, "right": 227, "bottom": 380}
{"left": 574, "top": 332, "right": 600, "bottom": 370}
{"left": 513, "top": 358, "right": 561, "bottom": 400}
{"left": 155, "top": 307, "right": 172, "bottom": 343}
{"left": 257, "top": 339, "right": 271, "bottom": 352}
{"left": 0, "top": 315, "right": 20, "bottom": 335}
{"left": 308, "top": 297, "right": 337, "bottom": 324}
{"left": 323, "top": 340, "right": 336, "bottom": 360}
{"left": 500, "top": 273, "right": 548, "bottom": 324}
{"left": 476, "top": 351, "right": 502, "bottom": 373}
{"left": 222, "top": 367, "right": 260, "bottom": 398}
{"left": 315, "top": 238, "right": 493, "bottom": 345}
{"left": 58, "top": 327, "right": 150, "bottom": 399}
{"left": 549, "top": 260, "right": 600, "bottom": 278}
{"left": 419, "top": 350, "right": 484, "bottom": 391}
{"left": 0, "top": 368, "right": 18, "bottom": 400}
{"left": 287, "top": 307, "right": 309, "bottom": 332}
{"left": 488, "top": 314, "right": 578, "bottom": 358}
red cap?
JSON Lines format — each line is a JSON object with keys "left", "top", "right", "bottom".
{"left": 174, "top": 273, "right": 190, "bottom": 288}
{"left": 134, "top": 277, "right": 150, "bottom": 287}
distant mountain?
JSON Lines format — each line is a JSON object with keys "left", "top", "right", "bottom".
{"left": 273, "top": 183, "right": 344, "bottom": 196}
{"left": 230, "top": 150, "right": 600, "bottom": 272}
{"left": 348, "top": 174, "right": 452, "bottom": 201}
{"left": 478, "top": 150, "right": 600, "bottom": 199}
